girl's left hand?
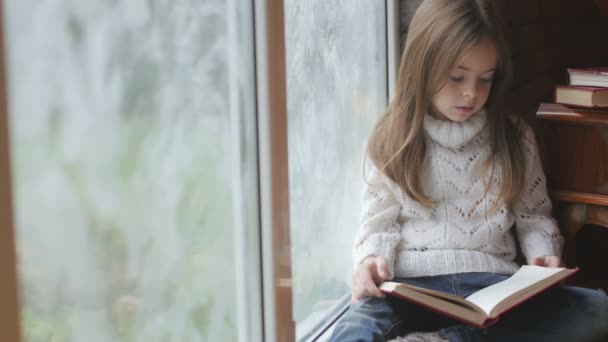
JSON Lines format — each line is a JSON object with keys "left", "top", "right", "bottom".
{"left": 531, "top": 255, "right": 562, "bottom": 268}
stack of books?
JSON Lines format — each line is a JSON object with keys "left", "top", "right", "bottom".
{"left": 537, "top": 68, "right": 608, "bottom": 116}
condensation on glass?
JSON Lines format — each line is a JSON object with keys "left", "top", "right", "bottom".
{"left": 2, "top": 1, "right": 257, "bottom": 340}
{"left": 283, "top": 1, "right": 388, "bottom": 337}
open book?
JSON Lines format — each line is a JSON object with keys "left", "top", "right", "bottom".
{"left": 379, "top": 265, "right": 578, "bottom": 328}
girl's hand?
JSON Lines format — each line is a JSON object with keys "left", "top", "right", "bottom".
{"left": 351, "top": 256, "right": 391, "bottom": 303}
{"left": 531, "top": 255, "right": 562, "bottom": 268}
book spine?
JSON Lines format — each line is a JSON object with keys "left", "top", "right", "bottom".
{"left": 553, "top": 85, "right": 557, "bottom": 103}
{"left": 553, "top": 86, "right": 559, "bottom": 103}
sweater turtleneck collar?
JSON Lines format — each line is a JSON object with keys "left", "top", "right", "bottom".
{"left": 423, "top": 108, "right": 487, "bottom": 148}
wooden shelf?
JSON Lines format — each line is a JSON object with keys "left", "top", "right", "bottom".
{"left": 537, "top": 112, "right": 608, "bottom": 126}
{"left": 536, "top": 103, "right": 608, "bottom": 126}
{"left": 550, "top": 190, "right": 608, "bottom": 206}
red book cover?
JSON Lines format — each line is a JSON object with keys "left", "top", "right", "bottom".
{"left": 380, "top": 287, "right": 499, "bottom": 328}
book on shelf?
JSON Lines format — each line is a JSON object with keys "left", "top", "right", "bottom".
{"left": 568, "top": 67, "right": 608, "bottom": 87}
{"left": 379, "top": 265, "right": 578, "bottom": 329}
{"left": 554, "top": 85, "right": 608, "bottom": 108}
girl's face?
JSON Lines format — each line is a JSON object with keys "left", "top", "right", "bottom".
{"left": 430, "top": 37, "right": 498, "bottom": 122}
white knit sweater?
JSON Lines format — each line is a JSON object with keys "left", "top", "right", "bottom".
{"left": 353, "top": 109, "right": 563, "bottom": 278}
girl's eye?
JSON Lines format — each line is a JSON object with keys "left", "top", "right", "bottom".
{"left": 450, "top": 77, "right": 464, "bottom": 82}
{"left": 481, "top": 78, "right": 493, "bottom": 83}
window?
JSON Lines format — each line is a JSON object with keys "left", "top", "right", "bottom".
{"left": 3, "top": 0, "right": 258, "bottom": 340}
{"left": 0, "top": 0, "right": 396, "bottom": 340}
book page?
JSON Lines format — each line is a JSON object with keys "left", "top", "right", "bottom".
{"left": 465, "top": 265, "right": 565, "bottom": 316}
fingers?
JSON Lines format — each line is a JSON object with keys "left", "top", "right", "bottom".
{"left": 351, "top": 279, "right": 385, "bottom": 303}
{"left": 531, "top": 257, "right": 545, "bottom": 266}
{"left": 365, "top": 279, "right": 385, "bottom": 298}
{"left": 531, "top": 256, "right": 562, "bottom": 268}
{"left": 375, "top": 258, "right": 390, "bottom": 281}
{"left": 546, "top": 256, "right": 562, "bottom": 268}
{"left": 351, "top": 258, "right": 389, "bottom": 303}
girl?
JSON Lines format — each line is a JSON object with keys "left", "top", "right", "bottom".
{"left": 330, "top": 0, "right": 608, "bottom": 341}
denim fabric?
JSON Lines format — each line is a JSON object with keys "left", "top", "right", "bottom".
{"left": 329, "top": 272, "right": 608, "bottom": 342}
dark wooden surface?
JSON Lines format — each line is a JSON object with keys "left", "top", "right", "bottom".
{"left": 538, "top": 123, "right": 608, "bottom": 195}
{"left": 537, "top": 117, "right": 608, "bottom": 292}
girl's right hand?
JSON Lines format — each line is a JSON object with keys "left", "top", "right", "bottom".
{"left": 351, "top": 256, "right": 391, "bottom": 303}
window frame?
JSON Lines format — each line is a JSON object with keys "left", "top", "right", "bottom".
{"left": 0, "top": 1, "right": 22, "bottom": 340}
{"left": 229, "top": 0, "right": 265, "bottom": 341}
{"left": 253, "top": 0, "right": 295, "bottom": 341}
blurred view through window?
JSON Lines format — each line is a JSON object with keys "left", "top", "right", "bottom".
{"left": 284, "top": 1, "right": 388, "bottom": 337}
{"left": 4, "top": 1, "right": 248, "bottom": 340}
{"left": 2, "top": 0, "right": 388, "bottom": 340}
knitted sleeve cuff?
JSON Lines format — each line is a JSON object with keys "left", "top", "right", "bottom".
{"left": 353, "top": 232, "right": 401, "bottom": 278}
{"left": 519, "top": 229, "right": 564, "bottom": 263}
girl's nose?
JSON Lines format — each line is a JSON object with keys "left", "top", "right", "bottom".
{"left": 463, "top": 82, "right": 477, "bottom": 99}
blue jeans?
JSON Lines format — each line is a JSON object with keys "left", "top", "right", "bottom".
{"left": 330, "top": 272, "right": 608, "bottom": 341}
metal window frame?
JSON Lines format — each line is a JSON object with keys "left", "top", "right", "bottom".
{"left": 229, "top": 0, "right": 265, "bottom": 341}
{"left": 253, "top": 0, "right": 295, "bottom": 341}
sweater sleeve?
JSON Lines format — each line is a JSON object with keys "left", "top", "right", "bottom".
{"left": 513, "top": 124, "right": 564, "bottom": 263}
{"left": 352, "top": 161, "right": 403, "bottom": 278}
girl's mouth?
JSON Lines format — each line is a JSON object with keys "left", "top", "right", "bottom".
{"left": 456, "top": 106, "right": 475, "bottom": 113}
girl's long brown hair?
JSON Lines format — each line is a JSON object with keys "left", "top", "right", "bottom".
{"left": 367, "top": 0, "right": 524, "bottom": 209}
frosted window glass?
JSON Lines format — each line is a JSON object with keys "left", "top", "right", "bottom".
{"left": 3, "top": 1, "right": 252, "bottom": 341}
{"left": 284, "top": 1, "right": 388, "bottom": 335}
